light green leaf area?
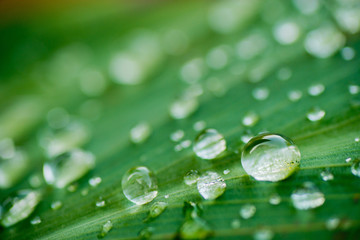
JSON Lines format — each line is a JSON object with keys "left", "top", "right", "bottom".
{"left": 0, "top": 0, "right": 360, "bottom": 239}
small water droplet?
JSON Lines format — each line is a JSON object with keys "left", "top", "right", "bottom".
{"left": 349, "top": 85, "right": 360, "bottom": 95}
{"left": 223, "top": 169, "right": 230, "bottom": 175}
{"left": 0, "top": 150, "right": 28, "bottom": 189}
{"left": 184, "top": 170, "right": 200, "bottom": 186}
{"left": 351, "top": 161, "right": 360, "bottom": 177}
{"left": 51, "top": 200, "right": 63, "bottom": 210}
{"left": 325, "top": 217, "right": 340, "bottom": 230}
{"left": 341, "top": 47, "right": 356, "bottom": 61}
{"left": 180, "top": 58, "right": 206, "bottom": 84}
{"left": 89, "top": 176, "right": 102, "bottom": 187}
{"left": 355, "top": 137, "right": 360, "bottom": 142}
{"left": 193, "top": 129, "right": 226, "bottom": 160}
{"left": 273, "top": 21, "right": 300, "bottom": 45}
{"left": 193, "top": 121, "right": 207, "bottom": 132}
{"left": 197, "top": 171, "right": 226, "bottom": 200}
{"left": 304, "top": 26, "right": 345, "bottom": 59}
{"left": 206, "top": 45, "right": 229, "bottom": 70}
{"left": 43, "top": 149, "right": 95, "bottom": 188}
{"left": 130, "top": 122, "right": 152, "bottom": 144}
{"left": 287, "top": 90, "right": 302, "bottom": 102}
{"left": 170, "top": 130, "right": 185, "bottom": 142}
{"left": 240, "top": 204, "right": 256, "bottom": 219}
{"left": 241, "top": 133, "right": 301, "bottom": 181}
{"left": 122, "top": 166, "right": 158, "bottom": 205}
{"left": 241, "top": 131, "right": 254, "bottom": 144}
{"left": 1, "top": 189, "right": 42, "bottom": 227}
{"left": 254, "top": 228, "right": 274, "bottom": 240}
{"left": 96, "top": 200, "right": 106, "bottom": 208}
{"left": 109, "top": 53, "right": 143, "bottom": 85}
{"left": 169, "top": 96, "right": 199, "bottom": 120}
{"left": 308, "top": 84, "right": 325, "bottom": 96}
{"left": 291, "top": 182, "right": 325, "bottom": 210}
{"left": 79, "top": 69, "right": 107, "bottom": 97}
{"left": 346, "top": 157, "right": 352, "bottom": 163}
{"left": 236, "top": 32, "right": 268, "bottom": 60}
{"left": 242, "top": 111, "right": 259, "bottom": 127}
{"left": 252, "top": 87, "right": 270, "bottom": 101}
{"left": 292, "top": 0, "right": 320, "bottom": 15}
{"left": 145, "top": 201, "right": 167, "bottom": 221}
{"left": 320, "top": 169, "right": 334, "bottom": 181}
{"left": 98, "top": 220, "right": 113, "bottom": 238}
{"left": 269, "top": 193, "right": 281, "bottom": 205}
{"left": 277, "top": 67, "right": 292, "bottom": 81}
{"left": 231, "top": 219, "right": 241, "bottom": 229}
{"left": 307, "top": 107, "right": 325, "bottom": 122}
{"left": 139, "top": 227, "right": 154, "bottom": 240}
{"left": 30, "top": 216, "right": 41, "bottom": 225}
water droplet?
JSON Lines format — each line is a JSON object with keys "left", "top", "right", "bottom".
{"left": 292, "top": 0, "right": 320, "bottom": 15}
{"left": 351, "top": 161, "right": 360, "bottom": 177}
{"left": 269, "top": 193, "right": 281, "bottom": 205}
{"left": 89, "top": 176, "right": 102, "bottom": 187}
{"left": 341, "top": 47, "right": 356, "bottom": 61}
{"left": 240, "top": 204, "right": 256, "bottom": 219}
{"left": 122, "top": 166, "right": 158, "bottom": 205}
{"left": 325, "top": 217, "right": 340, "bottom": 230}
{"left": 242, "top": 111, "right": 260, "bottom": 127}
{"left": 170, "top": 130, "right": 185, "bottom": 142}
{"left": 241, "top": 133, "right": 301, "bottom": 181}
{"left": 98, "top": 220, "right": 113, "bottom": 238}
{"left": 231, "top": 219, "right": 241, "bottom": 229}
{"left": 109, "top": 53, "right": 143, "bottom": 85}
{"left": 346, "top": 157, "right": 352, "bottom": 163}
{"left": 164, "top": 194, "right": 169, "bottom": 199}
{"left": 138, "top": 227, "right": 154, "bottom": 239}
{"left": 180, "top": 58, "right": 206, "bottom": 84}
{"left": 169, "top": 96, "right": 199, "bottom": 119}
{"left": 334, "top": 8, "right": 360, "bottom": 34}
{"left": 320, "top": 169, "right": 334, "bottom": 181}
{"left": 193, "top": 129, "right": 226, "bottom": 160}
{"left": 145, "top": 201, "right": 167, "bottom": 221}
{"left": 96, "top": 200, "right": 106, "bottom": 208}
{"left": 236, "top": 32, "right": 268, "bottom": 60}
{"left": 287, "top": 90, "right": 303, "bottom": 102}
{"left": 307, "top": 107, "right": 326, "bottom": 122}
{"left": 277, "top": 67, "right": 292, "bottom": 81}
{"left": 0, "top": 150, "right": 28, "bottom": 189}
{"left": 241, "top": 131, "right": 254, "bottom": 144}
{"left": 43, "top": 149, "right": 95, "bottom": 188}
{"left": 254, "top": 228, "right": 274, "bottom": 240}
{"left": 1, "top": 189, "right": 42, "bottom": 227}
{"left": 197, "top": 171, "right": 226, "bottom": 200}
{"left": 184, "top": 170, "right": 200, "bottom": 186}
{"left": 130, "top": 122, "right": 152, "bottom": 144}
{"left": 349, "top": 85, "right": 360, "bottom": 95}
{"left": 291, "top": 182, "right": 325, "bottom": 210}
{"left": 193, "top": 121, "right": 206, "bottom": 132}
{"left": 223, "top": 169, "right": 230, "bottom": 175}
{"left": 51, "top": 200, "right": 63, "bottom": 210}
{"left": 355, "top": 137, "right": 360, "bottom": 142}
{"left": 308, "top": 84, "right": 325, "bottom": 96}
{"left": 252, "top": 87, "right": 270, "bottom": 101}
{"left": 273, "top": 21, "right": 300, "bottom": 45}
{"left": 304, "top": 26, "right": 345, "bottom": 59}
{"left": 30, "top": 216, "right": 41, "bottom": 225}
{"left": 206, "top": 45, "right": 229, "bottom": 70}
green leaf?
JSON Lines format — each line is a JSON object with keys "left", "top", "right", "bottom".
{"left": 1, "top": 0, "right": 360, "bottom": 239}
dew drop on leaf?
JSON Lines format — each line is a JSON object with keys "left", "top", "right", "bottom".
{"left": 308, "top": 84, "right": 325, "bottom": 96}
{"left": 351, "top": 161, "right": 360, "bottom": 177}
{"left": 291, "top": 182, "right": 325, "bottom": 210}
{"left": 51, "top": 200, "right": 63, "bottom": 210}
{"left": 241, "top": 133, "right": 301, "bottom": 182}
{"left": 184, "top": 170, "right": 199, "bottom": 186}
{"left": 307, "top": 107, "right": 325, "bottom": 122}
{"left": 325, "top": 217, "right": 340, "bottom": 230}
{"left": 145, "top": 201, "right": 167, "bottom": 221}
{"left": 197, "top": 171, "right": 226, "bottom": 200}
{"left": 170, "top": 129, "right": 184, "bottom": 142}
{"left": 252, "top": 87, "right": 270, "bottom": 101}
{"left": 320, "top": 169, "right": 334, "bottom": 181}
{"left": 253, "top": 228, "right": 274, "bottom": 240}
{"left": 269, "top": 193, "right": 281, "bottom": 205}
{"left": 193, "top": 129, "right": 226, "bottom": 160}
{"left": 98, "top": 220, "right": 113, "bottom": 238}
{"left": 89, "top": 176, "right": 102, "bottom": 187}
{"left": 242, "top": 111, "right": 259, "bottom": 127}
{"left": 240, "top": 204, "right": 256, "bottom": 219}
{"left": 130, "top": 122, "right": 152, "bottom": 144}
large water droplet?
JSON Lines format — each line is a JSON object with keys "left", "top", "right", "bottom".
{"left": 240, "top": 204, "right": 256, "bottom": 219}
{"left": 130, "top": 122, "right": 152, "bottom": 144}
{"left": 1, "top": 189, "right": 42, "bottom": 227}
{"left": 184, "top": 170, "right": 200, "bottom": 186}
{"left": 291, "top": 182, "right": 325, "bottom": 210}
{"left": 351, "top": 161, "right": 360, "bottom": 177}
{"left": 307, "top": 107, "right": 325, "bottom": 122}
{"left": 122, "top": 166, "right": 158, "bottom": 205}
{"left": 241, "top": 133, "right": 301, "bottom": 182}
{"left": 43, "top": 149, "right": 95, "bottom": 188}
{"left": 197, "top": 171, "right": 226, "bottom": 200}
{"left": 193, "top": 129, "right": 226, "bottom": 160}
{"left": 304, "top": 26, "right": 345, "bottom": 59}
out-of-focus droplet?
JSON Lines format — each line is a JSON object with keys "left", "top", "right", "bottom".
{"left": 308, "top": 84, "right": 325, "bottom": 96}
{"left": 277, "top": 67, "right": 292, "bottom": 81}
{"left": 269, "top": 193, "right": 281, "bottom": 205}
{"left": 206, "top": 45, "right": 230, "bottom": 70}
{"left": 237, "top": 32, "right": 268, "bottom": 60}
{"left": 197, "top": 171, "right": 226, "bottom": 200}
{"left": 291, "top": 182, "right": 325, "bottom": 210}
{"left": 170, "top": 130, "right": 185, "bottom": 142}
{"left": 79, "top": 69, "right": 107, "bottom": 97}
{"left": 223, "top": 169, "right": 230, "bottom": 175}
{"left": 292, "top": 0, "right": 320, "bottom": 15}
{"left": 254, "top": 228, "right": 274, "bottom": 240}
{"left": 288, "top": 90, "right": 302, "bottom": 102}
{"left": 252, "top": 87, "right": 270, "bottom": 101}
{"left": 169, "top": 96, "right": 199, "bottom": 120}
{"left": 110, "top": 53, "right": 143, "bottom": 85}
{"left": 241, "top": 133, "right": 301, "bottom": 182}
{"left": 180, "top": 58, "right": 206, "bottom": 84}
{"left": 130, "top": 122, "right": 152, "bottom": 144}
{"left": 30, "top": 216, "right": 41, "bottom": 225}
{"left": 122, "top": 166, "right": 158, "bottom": 205}
{"left": 349, "top": 85, "right": 360, "bottom": 95}
{"left": 346, "top": 157, "right": 352, "bottom": 163}
{"left": 231, "top": 219, "right": 241, "bottom": 229}
{"left": 325, "top": 217, "right": 340, "bottom": 230}
{"left": 240, "top": 204, "right": 256, "bottom": 219}
{"left": 0, "top": 138, "right": 15, "bottom": 159}
{"left": 273, "top": 21, "right": 300, "bottom": 45}
{"left": 206, "top": 77, "right": 228, "bottom": 97}
{"left": 304, "top": 26, "right": 345, "bottom": 59}
{"left": 43, "top": 149, "right": 95, "bottom": 188}
{"left": 242, "top": 111, "right": 259, "bottom": 127}
{"left": 307, "top": 107, "right": 325, "bottom": 122}
{"left": 51, "top": 200, "right": 63, "bottom": 210}
{"left": 1, "top": 189, "right": 42, "bottom": 227}
{"left": 320, "top": 169, "right": 334, "bottom": 181}
{"left": 341, "top": 47, "right": 356, "bottom": 61}
{"left": 184, "top": 170, "right": 200, "bottom": 186}
{"left": 193, "top": 121, "right": 207, "bottom": 132}
{"left": 193, "top": 129, "right": 226, "bottom": 160}
{"left": 162, "top": 29, "right": 189, "bottom": 56}
{"left": 351, "top": 161, "right": 360, "bottom": 177}
{"left": 89, "top": 176, "right": 102, "bottom": 187}
{"left": 0, "top": 150, "right": 28, "bottom": 189}
{"left": 334, "top": 8, "right": 360, "bottom": 34}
